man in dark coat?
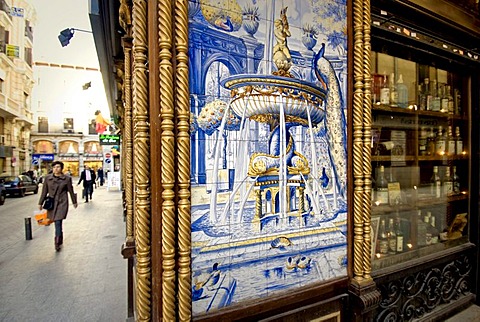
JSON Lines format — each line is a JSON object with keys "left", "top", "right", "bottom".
{"left": 97, "top": 167, "right": 105, "bottom": 186}
{"left": 77, "top": 165, "right": 96, "bottom": 202}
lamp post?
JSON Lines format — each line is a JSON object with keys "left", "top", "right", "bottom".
{"left": 58, "top": 28, "right": 93, "bottom": 47}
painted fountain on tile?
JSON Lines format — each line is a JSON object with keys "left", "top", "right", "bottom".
{"left": 189, "top": 0, "right": 347, "bottom": 315}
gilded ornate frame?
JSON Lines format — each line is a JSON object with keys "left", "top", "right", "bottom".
{"left": 125, "top": 0, "right": 374, "bottom": 320}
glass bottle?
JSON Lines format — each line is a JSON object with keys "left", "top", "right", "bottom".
{"left": 397, "top": 74, "right": 408, "bottom": 108}
{"left": 453, "top": 166, "right": 460, "bottom": 194}
{"left": 418, "top": 84, "right": 426, "bottom": 111}
{"left": 417, "top": 210, "right": 427, "bottom": 247}
{"left": 389, "top": 73, "right": 398, "bottom": 107}
{"left": 435, "top": 125, "right": 446, "bottom": 156}
{"left": 424, "top": 214, "right": 432, "bottom": 245}
{"left": 443, "top": 166, "right": 453, "bottom": 197}
{"left": 378, "top": 219, "right": 389, "bottom": 255}
{"left": 387, "top": 218, "right": 397, "bottom": 254}
{"left": 454, "top": 88, "right": 462, "bottom": 115}
{"left": 429, "top": 213, "right": 439, "bottom": 244}
{"left": 424, "top": 78, "right": 432, "bottom": 111}
{"left": 430, "top": 166, "right": 441, "bottom": 198}
{"left": 446, "top": 85, "right": 454, "bottom": 114}
{"left": 380, "top": 73, "right": 390, "bottom": 105}
{"left": 418, "top": 126, "right": 427, "bottom": 156}
{"left": 440, "top": 84, "right": 449, "bottom": 113}
{"left": 431, "top": 79, "right": 441, "bottom": 112}
{"left": 395, "top": 218, "right": 404, "bottom": 253}
{"left": 446, "top": 125, "right": 456, "bottom": 156}
{"left": 455, "top": 126, "right": 463, "bottom": 155}
{"left": 376, "top": 165, "right": 389, "bottom": 205}
{"left": 427, "top": 127, "right": 436, "bottom": 156}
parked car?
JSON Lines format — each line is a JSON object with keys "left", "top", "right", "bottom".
{"left": 0, "top": 179, "right": 5, "bottom": 205}
{"left": 0, "top": 174, "right": 39, "bottom": 197}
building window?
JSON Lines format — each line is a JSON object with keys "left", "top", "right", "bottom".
{"left": 0, "top": 26, "right": 8, "bottom": 54}
{"left": 64, "top": 118, "right": 74, "bottom": 131}
{"left": 38, "top": 117, "right": 48, "bottom": 133}
{"left": 0, "top": 79, "right": 3, "bottom": 93}
{"left": 24, "top": 47, "right": 32, "bottom": 67}
{"left": 89, "top": 119, "right": 96, "bottom": 135}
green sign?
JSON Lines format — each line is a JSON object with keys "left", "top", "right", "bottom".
{"left": 99, "top": 134, "right": 120, "bottom": 145}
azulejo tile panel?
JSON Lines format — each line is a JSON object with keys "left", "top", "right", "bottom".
{"left": 189, "top": 0, "right": 348, "bottom": 315}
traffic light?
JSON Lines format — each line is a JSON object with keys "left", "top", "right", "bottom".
{"left": 58, "top": 28, "right": 74, "bottom": 47}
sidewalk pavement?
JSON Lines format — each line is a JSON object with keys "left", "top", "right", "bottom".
{"left": 0, "top": 184, "right": 127, "bottom": 321}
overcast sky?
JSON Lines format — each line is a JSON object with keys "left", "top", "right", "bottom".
{"left": 32, "top": 0, "right": 100, "bottom": 68}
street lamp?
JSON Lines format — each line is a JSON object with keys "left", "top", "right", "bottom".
{"left": 58, "top": 28, "right": 93, "bottom": 47}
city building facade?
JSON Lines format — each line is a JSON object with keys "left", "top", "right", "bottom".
{"left": 0, "top": 0, "right": 35, "bottom": 175}
{"left": 30, "top": 62, "right": 110, "bottom": 176}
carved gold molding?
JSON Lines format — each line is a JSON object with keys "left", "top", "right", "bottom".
{"left": 132, "top": 0, "right": 151, "bottom": 321}
{"left": 174, "top": 0, "right": 192, "bottom": 321}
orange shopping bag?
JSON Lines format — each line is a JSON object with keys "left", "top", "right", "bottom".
{"left": 34, "top": 210, "right": 53, "bottom": 226}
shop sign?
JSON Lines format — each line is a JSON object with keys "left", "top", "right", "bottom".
{"left": 58, "top": 153, "right": 79, "bottom": 157}
{"left": 32, "top": 153, "right": 55, "bottom": 161}
{"left": 0, "top": 146, "right": 13, "bottom": 157}
{"left": 6, "top": 44, "right": 19, "bottom": 58}
{"left": 58, "top": 157, "right": 79, "bottom": 161}
{"left": 99, "top": 134, "right": 120, "bottom": 145}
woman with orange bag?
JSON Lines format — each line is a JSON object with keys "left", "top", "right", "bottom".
{"left": 38, "top": 161, "right": 78, "bottom": 251}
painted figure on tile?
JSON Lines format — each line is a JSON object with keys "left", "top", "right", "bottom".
{"left": 200, "top": 0, "right": 242, "bottom": 32}
{"left": 272, "top": 7, "right": 292, "bottom": 76}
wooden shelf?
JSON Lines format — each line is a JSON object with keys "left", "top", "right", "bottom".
{"left": 372, "top": 103, "right": 467, "bottom": 120}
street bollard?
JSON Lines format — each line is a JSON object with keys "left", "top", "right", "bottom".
{"left": 25, "top": 217, "right": 32, "bottom": 240}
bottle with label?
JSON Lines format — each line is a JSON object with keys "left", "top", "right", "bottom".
{"left": 435, "top": 126, "right": 446, "bottom": 156}
{"left": 453, "top": 166, "right": 460, "bottom": 194}
{"left": 440, "top": 84, "right": 449, "bottom": 113}
{"left": 395, "top": 218, "right": 404, "bottom": 253}
{"left": 446, "top": 85, "right": 454, "bottom": 114}
{"left": 375, "top": 165, "right": 389, "bottom": 204}
{"left": 455, "top": 126, "right": 463, "bottom": 155}
{"left": 389, "top": 73, "right": 398, "bottom": 107}
{"left": 430, "top": 166, "right": 441, "bottom": 198}
{"left": 454, "top": 88, "right": 462, "bottom": 115}
{"left": 443, "top": 166, "right": 453, "bottom": 197}
{"left": 418, "top": 127, "right": 428, "bottom": 156}
{"left": 427, "top": 127, "right": 436, "bottom": 156}
{"left": 417, "top": 210, "right": 427, "bottom": 247}
{"left": 380, "top": 73, "right": 390, "bottom": 105}
{"left": 418, "top": 84, "right": 426, "bottom": 111}
{"left": 424, "top": 78, "right": 432, "bottom": 111}
{"left": 378, "top": 219, "right": 389, "bottom": 255}
{"left": 429, "top": 214, "right": 439, "bottom": 244}
{"left": 397, "top": 74, "right": 408, "bottom": 108}
{"left": 431, "top": 80, "right": 441, "bottom": 112}
{"left": 387, "top": 218, "right": 397, "bottom": 254}
{"left": 446, "top": 125, "right": 456, "bottom": 156}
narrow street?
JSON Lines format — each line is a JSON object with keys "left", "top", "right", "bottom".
{"left": 0, "top": 181, "right": 126, "bottom": 321}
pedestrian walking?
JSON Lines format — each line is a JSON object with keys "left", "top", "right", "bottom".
{"left": 78, "top": 165, "right": 96, "bottom": 202}
{"left": 97, "top": 167, "right": 105, "bottom": 186}
{"left": 38, "top": 161, "right": 78, "bottom": 251}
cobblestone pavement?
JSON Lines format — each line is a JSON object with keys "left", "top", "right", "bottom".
{"left": 0, "top": 182, "right": 126, "bottom": 321}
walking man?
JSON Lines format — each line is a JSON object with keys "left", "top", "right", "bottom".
{"left": 97, "top": 167, "right": 105, "bottom": 186}
{"left": 78, "top": 165, "right": 96, "bottom": 202}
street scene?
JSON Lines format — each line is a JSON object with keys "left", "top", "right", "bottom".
{"left": 0, "top": 182, "right": 126, "bottom": 321}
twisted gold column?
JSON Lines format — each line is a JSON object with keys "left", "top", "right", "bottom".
{"left": 124, "top": 43, "right": 134, "bottom": 245}
{"left": 352, "top": 0, "right": 366, "bottom": 285}
{"left": 158, "top": 1, "right": 177, "bottom": 321}
{"left": 132, "top": 0, "right": 151, "bottom": 320}
{"left": 361, "top": 0, "right": 373, "bottom": 281}
{"left": 174, "top": 0, "right": 192, "bottom": 321}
